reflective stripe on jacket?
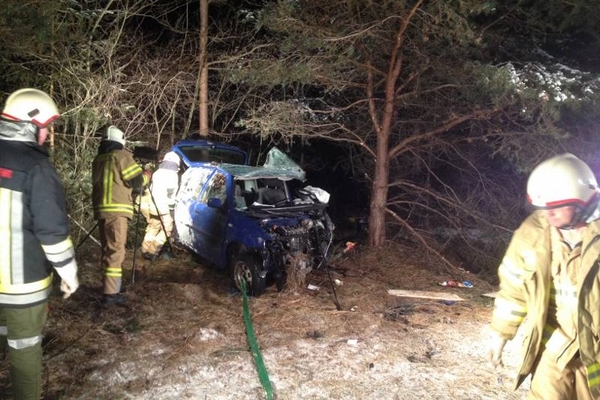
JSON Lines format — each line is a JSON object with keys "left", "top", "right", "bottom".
{"left": 0, "top": 137, "right": 74, "bottom": 307}
{"left": 92, "top": 147, "right": 145, "bottom": 219}
{"left": 491, "top": 210, "right": 600, "bottom": 396}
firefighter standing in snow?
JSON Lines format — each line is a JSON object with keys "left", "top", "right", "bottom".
{"left": 488, "top": 153, "right": 600, "bottom": 399}
{"left": 0, "top": 88, "right": 79, "bottom": 400}
{"left": 91, "top": 126, "right": 150, "bottom": 306}
{"left": 139, "top": 151, "right": 180, "bottom": 260}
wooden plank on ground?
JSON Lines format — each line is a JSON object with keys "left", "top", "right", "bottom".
{"left": 481, "top": 292, "right": 498, "bottom": 298}
{"left": 387, "top": 289, "right": 465, "bottom": 302}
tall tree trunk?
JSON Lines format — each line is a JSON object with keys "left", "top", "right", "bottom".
{"left": 367, "top": 0, "right": 422, "bottom": 247}
{"left": 368, "top": 132, "right": 390, "bottom": 247}
{"left": 198, "top": 0, "right": 209, "bottom": 136}
{"left": 368, "top": 73, "right": 394, "bottom": 247}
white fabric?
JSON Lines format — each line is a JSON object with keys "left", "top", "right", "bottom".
{"left": 303, "top": 186, "right": 330, "bottom": 204}
{"left": 55, "top": 260, "right": 79, "bottom": 299}
{"left": 149, "top": 167, "right": 179, "bottom": 215}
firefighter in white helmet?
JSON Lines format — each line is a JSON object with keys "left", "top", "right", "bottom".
{"left": 139, "top": 151, "right": 181, "bottom": 260}
{"left": 91, "top": 125, "right": 151, "bottom": 306}
{"left": 488, "top": 153, "right": 600, "bottom": 399}
{"left": 0, "top": 88, "right": 79, "bottom": 400}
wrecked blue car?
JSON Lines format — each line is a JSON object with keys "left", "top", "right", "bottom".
{"left": 171, "top": 141, "right": 335, "bottom": 296}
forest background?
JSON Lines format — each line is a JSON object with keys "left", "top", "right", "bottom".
{"left": 1, "top": 0, "right": 600, "bottom": 276}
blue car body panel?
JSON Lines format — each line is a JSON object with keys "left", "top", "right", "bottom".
{"left": 175, "top": 166, "right": 275, "bottom": 270}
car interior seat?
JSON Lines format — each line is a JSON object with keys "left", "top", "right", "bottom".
{"left": 257, "top": 178, "right": 287, "bottom": 205}
{"left": 232, "top": 180, "right": 260, "bottom": 208}
{"left": 234, "top": 182, "right": 246, "bottom": 209}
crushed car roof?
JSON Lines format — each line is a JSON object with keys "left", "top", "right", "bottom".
{"left": 219, "top": 147, "right": 306, "bottom": 181}
{"left": 173, "top": 139, "right": 248, "bottom": 166}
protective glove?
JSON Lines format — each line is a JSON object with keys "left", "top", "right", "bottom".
{"left": 487, "top": 333, "right": 508, "bottom": 369}
{"left": 55, "top": 260, "right": 79, "bottom": 299}
{"left": 143, "top": 169, "right": 152, "bottom": 185}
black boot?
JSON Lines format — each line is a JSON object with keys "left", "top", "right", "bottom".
{"left": 142, "top": 252, "right": 157, "bottom": 260}
{"left": 159, "top": 250, "right": 175, "bottom": 260}
{"left": 102, "top": 293, "right": 127, "bottom": 307}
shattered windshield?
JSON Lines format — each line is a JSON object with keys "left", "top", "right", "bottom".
{"left": 220, "top": 147, "right": 305, "bottom": 181}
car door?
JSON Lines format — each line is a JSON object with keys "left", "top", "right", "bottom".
{"left": 190, "top": 170, "right": 230, "bottom": 266}
{"left": 173, "top": 166, "right": 213, "bottom": 251}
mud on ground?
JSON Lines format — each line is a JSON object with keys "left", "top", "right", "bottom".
{"left": 0, "top": 242, "right": 529, "bottom": 399}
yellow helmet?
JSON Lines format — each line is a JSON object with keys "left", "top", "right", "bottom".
{"left": 527, "top": 153, "right": 598, "bottom": 209}
{"left": 1, "top": 88, "right": 60, "bottom": 127}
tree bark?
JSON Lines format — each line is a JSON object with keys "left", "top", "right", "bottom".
{"left": 198, "top": 0, "right": 209, "bottom": 136}
{"left": 368, "top": 135, "right": 390, "bottom": 247}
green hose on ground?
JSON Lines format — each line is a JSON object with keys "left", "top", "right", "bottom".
{"left": 241, "top": 280, "right": 275, "bottom": 400}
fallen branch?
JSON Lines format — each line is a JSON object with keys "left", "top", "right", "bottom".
{"left": 68, "top": 215, "right": 101, "bottom": 248}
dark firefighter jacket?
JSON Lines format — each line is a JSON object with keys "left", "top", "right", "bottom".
{"left": 0, "top": 121, "right": 76, "bottom": 307}
{"left": 491, "top": 210, "right": 600, "bottom": 398}
{"left": 92, "top": 141, "right": 148, "bottom": 219}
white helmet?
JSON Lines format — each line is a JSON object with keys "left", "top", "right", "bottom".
{"left": 102, "top": 125, "right": 126, "bottom": 145}
{"left": 527, "top": 153, "right": 598, "bottom": 209}
{"left": 1, "top": 88, "right": 60, "bottom": 127}
{"left": 162, "top": 151, "right": 180, "bottom": 164}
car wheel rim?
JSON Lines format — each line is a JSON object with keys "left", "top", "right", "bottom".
{"left": 234, "top": 262, "right": 252, "bottom": 289}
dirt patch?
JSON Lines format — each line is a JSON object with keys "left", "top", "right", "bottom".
{"left": 0, "top": 242, "right": 529, "bottom": 399}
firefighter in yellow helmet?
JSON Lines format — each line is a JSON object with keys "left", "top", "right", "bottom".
{"left": 138, "top": 151, "right": 180, "bottom": 260}
{"left": 488, "top": 153, "right": 600, "bottom": 399}
{"left": 91, "top": 126, "right": 150, "bottom": 306}
{"left": 0, "top": 88, "right": 79, "bottom": 400}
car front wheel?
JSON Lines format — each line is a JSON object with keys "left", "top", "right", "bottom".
{"left": 230, "top": 253, "right": 267, "bottom": 296}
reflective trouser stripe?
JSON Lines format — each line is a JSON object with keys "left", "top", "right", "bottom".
{"left": 105, "top": 267, "right": 122, "bottom": 277}
{"left": 0, "top": 325, "right": 6, "bottom": 335}
{"left": 8, "top": 334, "right": 41, "bottom": 349}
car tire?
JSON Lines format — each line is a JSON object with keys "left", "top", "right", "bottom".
{"left": 230, "top": 253, "right": 267, "bottom": 296}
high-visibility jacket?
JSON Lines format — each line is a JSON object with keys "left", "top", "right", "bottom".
{"left": 491, "top": 210, "right": 600, "bottom": 397}
{"left": 92, "top": 143, "right": 148, "bottom": 219}
{"left": 0, "top": 127, "right": 76, "bottom": 307}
